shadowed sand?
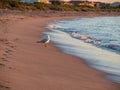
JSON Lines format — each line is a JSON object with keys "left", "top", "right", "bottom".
{"left": 0, "top": 11, "right": 120, "bottom": 90}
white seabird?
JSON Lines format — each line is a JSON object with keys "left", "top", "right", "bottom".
{"left": 37, "top": 35, "right": 50, "bottom": 47}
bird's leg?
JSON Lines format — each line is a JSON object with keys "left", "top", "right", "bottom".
{"left": 44, "top": 43, "right": 47, "bottom": 47}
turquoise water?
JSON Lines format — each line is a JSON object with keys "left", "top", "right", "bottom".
{"left": 46, "top": 17, "right": 120, "bottom": 84}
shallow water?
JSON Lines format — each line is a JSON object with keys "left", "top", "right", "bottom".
{"left": 46, "top": 17, "right": 120, "bottom": 84}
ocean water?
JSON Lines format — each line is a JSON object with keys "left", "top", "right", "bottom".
{"left": 46, "top": 17, "right": 120, "bottom": 84}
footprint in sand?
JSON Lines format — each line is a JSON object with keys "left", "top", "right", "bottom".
{"left": 8, "top": 45, "right": 14, "bottom": 48}
{"left": 1, "top": 57, "right": 8, "bottom": 61}
{"left": 5, "top": 48, "right": 13, "bottom": 55}
{"left": 3, "top": 53, "right": 9, "bottom": 58}
{"left": 1, "top": 53, "right": 9, "bottom": 61}
{"left": 0, "top": 84, "right": 10, "bottom": 89}
{"left": 0, "top": 63, "right": 5, "bottom": 67}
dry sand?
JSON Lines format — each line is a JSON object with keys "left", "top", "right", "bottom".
{"left": 0, "top": 11, "right": 120, "bottom": 90}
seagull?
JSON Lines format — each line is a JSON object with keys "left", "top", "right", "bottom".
{"left": 37, "top": 35, "right": 50, "bottom": 47}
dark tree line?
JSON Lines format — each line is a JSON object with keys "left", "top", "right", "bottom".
{"left": 0, "top": 0, "right": 119, "bottom": 11}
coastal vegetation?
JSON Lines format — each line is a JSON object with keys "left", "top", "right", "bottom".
{"left": 0, "top": 0, "right": 120, "bottom": 12}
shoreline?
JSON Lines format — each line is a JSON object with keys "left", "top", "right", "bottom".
{"left": 0, "top": 11, "right": 120, "bottom": 90}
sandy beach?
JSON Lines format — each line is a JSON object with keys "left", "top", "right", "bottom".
{"left": 0, "top": 11, "right": 120, "bottom": 90}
